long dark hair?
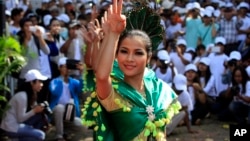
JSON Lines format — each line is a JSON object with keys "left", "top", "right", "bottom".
{"left": 16, "top": 80, "right": 38, "bottom": 111}
{"left": 232, "top": 66, "right": 248, "bottom": 94}
{"left": 197, "top": 63, "right": 212, "bottom": 86}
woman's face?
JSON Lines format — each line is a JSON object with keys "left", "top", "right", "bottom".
{"left": 50, "top": 20, "right": 61, "bottom": 34}
{"left": 198, "top": 63, "right": 207, "bottom": 72}
{"left": 31, "top": 80, "right": 43, "bottom": 93}
{"left": 117, "top": 37, "right": 149, "bottom": 78}
{"left": 234, "top": 70, "right": 242, "bottom": 84}
{"left": 23, "top": 21, "right": 32, "bottom": 33}
{"left": 185, "top": 70, "right": 196, "bottom": 81}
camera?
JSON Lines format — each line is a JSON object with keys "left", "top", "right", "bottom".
{"left": 40, "top": 101, "right": 53, "bottom": 116}
{"left": 231, "top": 86, "right": 240, "bottom": 95}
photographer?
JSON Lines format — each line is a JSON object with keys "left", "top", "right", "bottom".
{"left": 49, "top": 57, "right": 84, "bottom": 141}
{"left": 229, "top": 66, "right": 250, "bottom": 125}
{"left": 0, "top": 70, "right": 48, "bottom": 141}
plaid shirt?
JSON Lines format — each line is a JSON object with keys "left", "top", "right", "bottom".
{"left": 218, "top": 18, "right": 238, "bottom": 44}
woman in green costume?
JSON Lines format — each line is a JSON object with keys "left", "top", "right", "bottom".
{"left": 82, "top": 0, "right": 181, "bottom": 140}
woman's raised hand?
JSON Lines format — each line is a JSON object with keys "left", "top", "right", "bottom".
{"left": 107, "top": 0, "right": 126, "bottom": 33}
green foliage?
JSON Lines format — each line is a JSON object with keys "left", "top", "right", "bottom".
{"left": 0, "top": 36, "right": 26, "bottom": 118}
{"left": 125, "top": 6, "right": 164, "bottom": 51}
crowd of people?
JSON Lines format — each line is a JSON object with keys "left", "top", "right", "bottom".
{"left": 1, "top": 0, "right": 250, "bottom": 141}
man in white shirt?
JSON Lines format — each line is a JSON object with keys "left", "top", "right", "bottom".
{"left": 170, "top": 38, "right": 193, "bottom": 74}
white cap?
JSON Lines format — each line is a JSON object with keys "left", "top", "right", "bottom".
{"left": 85, "top": 9, "right": 92, "bottom": 14}
{"left": 58, "top": 57, "right": 67, "bottom": 67}
{"left": 213, "top": 10, "right": 221, "bottom": 18}
{"left": 203, "top": 9, "right": 212, "bottom": 17}
{"left": 43, "top": 14, "right": 52, "bottom": 26}
{"left": 162, "top": 0, "right": 175, "bottom": 9}
{"left": 57, "top": 14, "right": 70, "bottom": 24}
{"left": 225, "top": 2, "right": 234, "bottom": 8}
{"left": 173, "top": 74, "right": 187, "bottom": 91}
{"left": 157, "top": 50, "right": 170, "bottom": 64}
{"left": 176, "top": 38, "right": 187, "bottom": 46}
{"left": 5, "top": 10, "right": 11, "bottom": 16}
{"left": 228, "top": 51, "right": 242, "bottom": 61}
{"left": 205, "top": 6, "right": 215, "bottom": 13}
{"left": 193, "top": 2, "right": 201, "bottom": 9}
{"left": 246, "top": 66, "right": 250, "bottom": 78}
{"left": 219, "top": 1, "right": 226, "bottom": 8}
{"left": 42, "top": 0, "right": 50, "bottom": 3}
{"left": 199, "top": 57, "right": 210, "bottom": 66}
{"left": 186, "top": 3, "right": 194, "bottom": 11}
{"left": 237, "top": 2, "right": 249, "bottom": 10}
{"left": 215, "top": 36, "right": 226, "bottom": 45}
{"left": 186, "top": 47, "right": 195, "bottom": 52}
{"left": 64, "top": 0, "right": 73, "bottom": 4}
{"left": 185, "top": 64, "right": 198, "bottom": 72}
{"left": 25, "top": 69, "right": 47, "bottom": 82}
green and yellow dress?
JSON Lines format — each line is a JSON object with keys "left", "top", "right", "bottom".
{"left": 82, "top": 61, "right": 181, "bottom": 141}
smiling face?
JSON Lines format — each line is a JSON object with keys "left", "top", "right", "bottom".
{"left": 117, "top": 36, "right": 150, "bottom": 78}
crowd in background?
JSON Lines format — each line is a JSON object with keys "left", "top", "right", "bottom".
{"left": 1, "top": 0, "right": 250, "bottom": 140}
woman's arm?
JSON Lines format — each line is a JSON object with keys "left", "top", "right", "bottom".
{"left": 95, "top": 0, "right": 126, "bottom": 100}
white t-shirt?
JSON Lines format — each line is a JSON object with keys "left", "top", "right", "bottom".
{"left": 200, "top": 75, "right": 217, "bottom": 97}
{"left": 234, "top": 81, "right": 250, "bottom": 105}
{"left": 187, "top": 86, "right": 196, "bottom": 106}
{"left": 208, "top": 53, "right": 228, "bottom": 95}
{"left": 166, "top": 23, "right": 182, "bottom": 40}
{"left": 8, "top": 25, "right": 20, "bottom": 36}
{"left": 170, "top": 52, "right": 192, "bottom": 74}
{"left": 155, "top": 67, "right": 177, "bottom": 85}
{"left": 178, "top": 90, "right": 194, "bottom": 111}
{"left": 237, "top": 16, "right": 250, "bottom": 41}
{"left": 58, "top": 82, "right": 71, "bottom": 105}
{"left": 39, "top": 50, "right": 51, "bottom": 79}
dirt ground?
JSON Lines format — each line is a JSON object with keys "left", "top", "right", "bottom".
{"left": 0, "top": 114, "right": 229, "bottom": 141}
{"left": 44, "top": 114, "right": 230, "bottom": 141}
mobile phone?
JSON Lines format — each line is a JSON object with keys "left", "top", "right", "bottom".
{"left": 66, "top": 59, "right": 80, "bottom": 70}
{"left": 211, "top": 46, "right": 220, "bottom": 53}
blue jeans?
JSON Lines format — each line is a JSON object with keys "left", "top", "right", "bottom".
{"left": 229, "top": 101, "right": 250, "bottom": 125}
{"left": 5, "top": 114, "right": 45, "bottom": 141}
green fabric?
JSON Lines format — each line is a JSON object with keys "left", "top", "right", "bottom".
{"left": 109, "top": 77, "right": 177, "bottom": 140}
{"left": 82, "top": 60, "right": 178, "bottom": 141}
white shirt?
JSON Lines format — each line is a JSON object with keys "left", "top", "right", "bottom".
{"left": 58, "top": 82, "right": 71, "bottom": 105}
{"left": 178, "top": 90, "right": 194, "bottom": 111}
{"left": 237, "top": 16, "right": 250, "bottom": 41}
{"left": 200, "top": 75, "right": 217, "bottom": 97}
{"left": 208, "top": 53, "right": 229, "bottom": 95}
{"left": 187, "top": 86, "right": 196, "bottom": 106}
{"left": 170, "top": 52, "right": 192, "bottom": 74}
{"left": 166, "top": 23, "right": 182, "bottom": 40}
{"left": 8, "top": 24, "right": 20, "bottom": 36}
{"left": 155, "top": 67, "right": 177, "bottom": 85}
{"left": 234, "top": 81, "right": 250, "bottom": 105}
{"left": 39, "top": 50, "right": 51, "bottom": 79}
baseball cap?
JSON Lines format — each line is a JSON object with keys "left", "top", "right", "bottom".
{"left": 176, "top": 38, "right": 187, "bottom": 46}
{"left": 43, "top": 14, "right": 52, "bottom": 26}
{"left": 237, "top": 2, "right": 249, "bottom": 10}
{"left": 57, "top": 14, "right": 70, "bottom": 24}
{"left": 58, "top": 57, "right": 67, "bottom": 67}
{"left": 64, "top": 0, "right": 73, "bottom": 4}
{"left": 215, "top": 36, "right": 226, "bottom": 45}
{"left": 157, "top": 50, "right": 170, "bottom": 64}
{"left": 199, "top": 57, "right": 210, "bottom": 66}
{"left": 25, "top": 69, "right": 47, "bottom": 82}
{"left": 228, "top": 51, "right": 241, "bottom": 61}
{"left": 185, "top": 64, "right": 198, "bottom": 72}
{"left": 173, "top": 74, "right": 187, "bottom": 91}
{"left": 69, "top": 20, "right": 81, "bottom": 28}
{"left": 203, "top": 9, "right": 212, "bottom": 17}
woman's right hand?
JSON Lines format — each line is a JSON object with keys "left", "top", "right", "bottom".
{"left": 107, "top": 0, "right": 126, "bottom": 33}
{"left": 33, "top": 105, "right": 44, "bottom": 113}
